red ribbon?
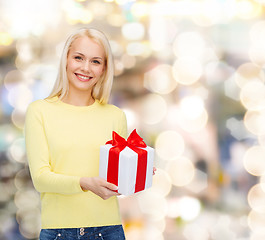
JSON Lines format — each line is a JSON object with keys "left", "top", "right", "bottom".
{"left": 106, "top": 129, "right": 148, "bottom": 193}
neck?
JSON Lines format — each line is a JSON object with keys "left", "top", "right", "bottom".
{"left": 61, "top": 91, "right": 95, "bottom": 107}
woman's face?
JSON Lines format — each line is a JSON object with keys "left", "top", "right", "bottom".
{"left": 66, "top": 36, "right": 105, "bottom": 95}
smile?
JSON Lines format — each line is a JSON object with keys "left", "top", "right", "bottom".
{"left": 75, "top": 73, "right": 93, "bottom": 82}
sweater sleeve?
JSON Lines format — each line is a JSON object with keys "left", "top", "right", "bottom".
{"left": 24, "top": 102, "right": 84, "bottom": 195}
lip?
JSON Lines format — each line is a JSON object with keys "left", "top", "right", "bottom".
{"left": 75, "top": 73, "right": 93, "bottom": 82}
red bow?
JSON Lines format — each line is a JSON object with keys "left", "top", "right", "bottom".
{"left": 106, "top": 129, "right": 148, "bottom": 193}
{"left": 106, "top": 129, "right": 147, "bottom": 150}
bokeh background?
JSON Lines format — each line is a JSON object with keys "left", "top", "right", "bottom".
{"left": 1, "top": 0, "right": 265, "bottom": 239}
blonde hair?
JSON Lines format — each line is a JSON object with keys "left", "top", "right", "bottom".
{"left": 46, "top": 27, "right": 114, "bottom": 104}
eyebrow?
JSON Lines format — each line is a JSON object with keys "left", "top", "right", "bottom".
{"left": 73, "top": 52, "right": 104, "bottom": 59}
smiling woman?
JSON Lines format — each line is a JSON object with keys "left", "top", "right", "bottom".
{"left": 24, "top": 28, "right": 127, "bottom": 240}
{"left": 47, "top": 28, "right": 114, "bottom": 105}
{"left": 65, "top": 36, "right": 105, "bottom": 105}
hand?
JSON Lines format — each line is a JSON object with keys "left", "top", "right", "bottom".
{"left": 80, "top": 177, "right": 120, "bottom": 200}
{"left": 153, "top": 167, "right": 157, "bottom": 175}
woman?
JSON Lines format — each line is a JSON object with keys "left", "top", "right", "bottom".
{"left": 25, "top": 28, "right": 127, "bottom": 239}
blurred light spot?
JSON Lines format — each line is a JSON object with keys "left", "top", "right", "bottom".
{"left": 244, "top": 109, "right": 265, "bottom": 136}
{"left": 166, "top": 157, "right": 195, "bottom": 186}
{"left": 143, "top": 226, "right": 164, "bottom": 240}
{"left": 205, "top": 0, "right": 236, "bottom": 23}
{"left": 150, "top": 1, "right": 198, "bottom": 17}
{"left": 177, "top": 104, "right": 208, "bottom": 133}
{"left": 11, "top": 108, "right": 26, "bottom": 130}
{"left": 114, "top": 60, "right": 124, "bottom": 76}
{"left": 0, "top": 32, "right": 13, "bottom": 46}
{"left": 235, "top": 63, "right": 265, "bottom": 88}
{"left": 8, "top": 138, "right": 26, "bottom": 163}
{"left": 14, "top": 169, "right": 30, "bottom": 190}
{"left": 254, "top": 0, "right": 265, "bottom": 4}
{"left": 249, "top": 45, "right": 265, "bottom": 68}
{"left": 250, "top": 20, "right": 265, "bottom": 45}
{"left": 65, "top": 3, "right": 93, "bottom": 24}
{"left": 180, "top": 96, "right": 204, "bottom": 119}
{"left": 141, "top": 94, "right": 167, "bottom": 125}
{"left": 248, "top": 210, "right": 265, "bottom": 234}
{"left": 144, "top": 64, "right": 177, "bottom": 94}
{"left": 243, "top": 146, "right": 265, "bottom": 176}
{"left": 186, "top": 169, "right": 208, "bottom": 193}
{"left": 250, "top": 232, "right": 265, "bottom": 240}
{"left": 131, "top": 1, "right": 149, "bottom": 18}
{"left": 172, "top": 57, "right": 202, "bottom": 85}
{"left": 248, "top": 184, "right": 265, "bottom": 213}
{"left": 211, "top": 215, "right": 236, "bottom": 239}
{"left": 137, "top": 191, "right": 167, "bottom": 221}
{"left": 203, "top": 47, "right": 219, "bottom": 63}
{"left": 192, "top": 14, "right": 214, "bottom": 27}
{"left": 115, "top": 0, "right": 133, "bottom": 4}
{"left": 15, "top": 189, "right": 40, "bottom": 210}
{"left": 149, "top": 16, "right": 177, "bottom": 51}
{"left": 7, "top": 83, "right": 33, "bottom": 113}
{"left": 226, "top": 118, "right": 250, "bottom": 141}
{"left": 173, "top": 32, "right": 205, "bottom": 59}
{"left": 121, "top": 54, "right": 136, "bottom": 69}
{"left": 122, "top": 22, "right": 145, "bottom": 41}
{"left": 107, "top": 13, "right": 125, "bottom": 26}
{"left": 0, "top": 124, "right": 20, "bottom": 152}
{"left": 80, "top": 9, "right": 94, "bottom": 24}
{"left": 4, "top": 70, "right": 26, "bottom": 90}
{"left": 194, "top": 86, "right": 209, "bottom": 100}
{"left": 126, "top": 42, "right": 150, "bottom": 57}
{"left": 240, "top": 81, "right": 265, "bottom": 110}
{"left": 167, "top": 196, "right": 201, "bottom": 221}
{"left": 122, "top": 108, "right": 138, "bottom": 132}
{"left": 236, "top": 0, "right": 261, "bottom": 19}
{"left": 110, "top": 40, "right": 123, "bottom": 57}
{"left": 16, "top": 38, "right": 40, "bottom": 64}
{"left": 149, "top": 218, "right": 166, "bottom": 233}
{"left": 205, "top": 61, "right": 235, "bottom": 85}
{"left": 155, "top": 131, "right": 185, "bottom": 161}
{"left": 179, "top": 196, "right": 201, "bottom": 221}
{"left": 183, "top": 223, "right": 209, "bottom": 240}
{"left": 224, "top": 76, "right": 240, "bottom": 101}
{"left": 151, "top": 168, "right": 172, "bottom": 197}
{"left": 89, "top": 1, "right": 109, "bottom": 20}
{"left": 17, "top": 208, "right": 41, "bottom": 239}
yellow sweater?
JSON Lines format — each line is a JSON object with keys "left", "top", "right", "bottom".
{"left": 24, "top": 96, "right": 127, "bottom": 229}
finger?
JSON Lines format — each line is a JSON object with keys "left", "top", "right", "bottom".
{"left": 106, "top": 182, "right": 119, "bottom": 191}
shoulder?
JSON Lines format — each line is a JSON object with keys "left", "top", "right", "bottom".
{"left": 98, "top": 102, "right": 125, "bottom": 115}
{"left": 26, "top": 97, "right": 56, "bottom": 114}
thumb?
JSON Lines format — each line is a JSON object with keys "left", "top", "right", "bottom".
{"left": 106, "top": 182, "right": 119, "bottom": 191}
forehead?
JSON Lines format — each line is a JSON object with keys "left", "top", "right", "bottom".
{"left": 69, "top": 36, "right": 105, "bottom": 57}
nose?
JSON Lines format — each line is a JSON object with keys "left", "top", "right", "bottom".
{"left": 82, "top": 60, "right": 91, "bottom": 72}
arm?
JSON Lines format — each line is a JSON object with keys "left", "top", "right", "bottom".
{"left": 25, "top": 102, "right": 83, "bottom": 195}
{"left": 79, "top": 109, "right": 128, "bottom": 199}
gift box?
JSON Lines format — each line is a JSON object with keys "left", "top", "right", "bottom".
{"left": 99, "top": 129, "right": 154, "bottom": 196}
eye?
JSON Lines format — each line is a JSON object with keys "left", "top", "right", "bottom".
{"left": 74, "top": 56, "right": 83, "bottom": 60}
{"left": 92, "top": 60, "right": 101, "bottom": 64}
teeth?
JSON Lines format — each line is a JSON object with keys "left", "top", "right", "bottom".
{"left": 77, "top": 74, "right": 91, "bottom": 80}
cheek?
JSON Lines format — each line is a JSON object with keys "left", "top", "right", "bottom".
{"left": 99, "top": 65, "right": 105, "bottom": 75}
{"left": 66, "top": 59, "right": 78, "bottom": 72}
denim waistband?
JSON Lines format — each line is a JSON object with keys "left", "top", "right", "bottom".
{"left": 40, "top": 224, "right": 125, "bottom": 240}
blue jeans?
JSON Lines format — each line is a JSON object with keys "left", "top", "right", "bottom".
{"left": 39, "top": 225, "right": 126, "bottom": 240}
